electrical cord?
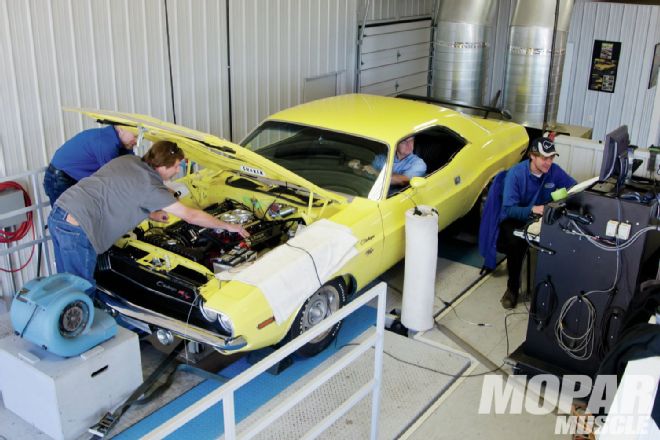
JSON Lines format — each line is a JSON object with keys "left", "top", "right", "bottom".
{"left": 379, "top": 308, "right": 528, "bottom": 378}
{"left": 384, "top": 266, "right": 495, "bottom": 328}
{"left": 337, "top": 339, "right": 507, "bottom": 378}
{"left": 0, "top": 181, "right": 35, "bottom": 272}
{"left": 563, "top": 219, "right": 658, "bottom": 252}
{"left": 522, "top": 217, "right": 555, "bottom": 255}
{"left": 554, "top": 294, "right": 596, "bottom": 360}
{"left": 552, "top": 199, "right": 626, "bottom": 360}
{"left": 437, "top": 298, "right": 492, "bottom": 327}
{"left": 283, "top": 242, "right": 323, "bottom": 288}
{"left": 362, "top": 280, "right": 532, "bottom": 378}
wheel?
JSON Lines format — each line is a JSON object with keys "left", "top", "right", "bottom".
{"left": 284, "top": 278, "right": 347, "bottom": 357}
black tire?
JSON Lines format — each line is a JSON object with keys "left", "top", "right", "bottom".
{"left": 284, "top": 278, "right": 347, "bottom": 357}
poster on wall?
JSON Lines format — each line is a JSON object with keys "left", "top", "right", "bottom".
{"left": 588, "top": 40, "right": 621, "bottom": 93}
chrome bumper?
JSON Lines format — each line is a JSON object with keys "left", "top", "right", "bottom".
{"left": 96, "top": 289, "right": 247, "bottom": 351}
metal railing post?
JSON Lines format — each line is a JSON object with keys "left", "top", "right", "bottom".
{"left": 370, "top": 286, "right": 386, "bottom": 440}
{"left": 224, "top": 392, "right": 236, "bottom": 440}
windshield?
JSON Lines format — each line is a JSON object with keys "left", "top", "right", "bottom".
{"left": 242, "top": 121, "right": 388, "bottom": 199}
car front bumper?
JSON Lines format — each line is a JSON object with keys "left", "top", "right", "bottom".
{"left": 96, "top": 288, "right": 247, "bottom": 351}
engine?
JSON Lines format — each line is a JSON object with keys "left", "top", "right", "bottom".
{"left": 135, "top": 200, "right": 298, "bottom": 273}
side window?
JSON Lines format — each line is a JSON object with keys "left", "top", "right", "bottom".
{"left": 413, "top": 127, "right": 467, "bottom": 176}
{"left": 386, "top": 127, "right": 468, "bottom": 198}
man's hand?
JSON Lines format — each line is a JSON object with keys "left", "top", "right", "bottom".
{"left": 221, "top": 223, "right": 250, "bottom": 238}
{"left": 164, "top": 201, "right": 250, "bottom": 237}
{"left": 531, "top": 205, "right": 544, "bottom": 216}
{"left": 362, "top": 165, "right": 377, "bottom": 175}
{"left": 149, "top": 210, "right": 169, "bottom": 223}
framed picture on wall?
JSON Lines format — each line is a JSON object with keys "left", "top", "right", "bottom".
{"left": 588, "top": 40, "right": 621, "bottom": 93}
{"left": 649, "top": 43, "right": 660, "bottom": 89}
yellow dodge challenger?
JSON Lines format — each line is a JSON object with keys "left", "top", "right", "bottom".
{"left": 82, "top": 94, "right": 527, "bottom": 356}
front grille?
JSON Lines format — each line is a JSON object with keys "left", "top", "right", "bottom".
{"left": 95, "top": 248, "right": 228, "bottom": 335}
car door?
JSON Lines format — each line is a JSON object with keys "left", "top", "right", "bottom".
{"left": 376, "top": 138, "right": 476, "bottom": 272}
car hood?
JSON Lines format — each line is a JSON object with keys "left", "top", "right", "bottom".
{"left": 68, "top": 108, "right": 346, "bottom": 204}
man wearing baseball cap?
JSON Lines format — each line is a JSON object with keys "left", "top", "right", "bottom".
{"left": 497, "top": 135, "right": 576, "bottom": 309}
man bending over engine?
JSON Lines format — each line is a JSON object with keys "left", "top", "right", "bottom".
{"left": 48, "top": 141, "right": 249, "bottom": 292}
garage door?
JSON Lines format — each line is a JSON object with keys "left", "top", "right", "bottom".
{"left": 358, "top": 18, "right": 433, "bottom": 97}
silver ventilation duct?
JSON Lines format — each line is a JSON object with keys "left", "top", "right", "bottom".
{"left": 431, "top": 0, "right": 496, "bottom": 107}
{"left": 503, "top": 0, "right": 574, "bottom": 129}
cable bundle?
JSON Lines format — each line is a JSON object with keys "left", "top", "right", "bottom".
{"left": 0, "top": 181, "right": 35, "bottom": 272}
{"left": 555, "top": 294, "right": 596, "bottom": 360}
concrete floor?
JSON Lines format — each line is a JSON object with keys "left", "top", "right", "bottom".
{"left": 0, "top": 256, "right": 574, "bottom": 440}
{"left": 374, "top": 258, "right": 571, "bottom": 440}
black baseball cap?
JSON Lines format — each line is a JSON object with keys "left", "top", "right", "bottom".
{"left": 530, "top": 137, "right": 559, "bottom": 157}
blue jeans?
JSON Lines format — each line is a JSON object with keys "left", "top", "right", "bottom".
{"left": 43, "top": 166, "right": 77, "bottom": 208}
{"left": 48, "top": 206, "right": 97, "bottom": 293}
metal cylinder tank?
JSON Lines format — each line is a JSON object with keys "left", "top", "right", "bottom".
{"left": 503, "top": 0, "right": 574, "bottom": 129}
{"left": 432, "top": 0, "right": 496, "bottom": 106}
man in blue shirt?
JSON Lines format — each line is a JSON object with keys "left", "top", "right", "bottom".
{"left": 354, "top": 136, "right": 426, "bottom": 189}
{"left": 498, "top": 136, "right": 576, "bottom": 309}
{"left": 43, "top": 125, "right": 137, "bottom": 207}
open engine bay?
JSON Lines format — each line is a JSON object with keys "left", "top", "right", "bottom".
{"left": 94, "top": 198, "right": 303, "bottom": 333}
{"left": 136, "top": 199, "right": 300, "bottom": 273}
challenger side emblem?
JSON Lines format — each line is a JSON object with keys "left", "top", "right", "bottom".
{"left": 240, "top": 165, "right": 265, "bottom": 177}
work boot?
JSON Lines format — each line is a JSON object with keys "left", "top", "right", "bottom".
{"left": 500, "top": 289, "right": 518, "bottom": 310}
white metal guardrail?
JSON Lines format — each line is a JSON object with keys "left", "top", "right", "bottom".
{"left": 0, "top": 168, "right": 51, "bottom": 259}
{"left": 142, "top": 282, "right": 387, "bottom": 440}
{"left": 0, "top": 168, "right": 54, "bottom": 303}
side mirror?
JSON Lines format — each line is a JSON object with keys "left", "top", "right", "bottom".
{"left": 410, "top": 176, "right": 427, "bottom": 189}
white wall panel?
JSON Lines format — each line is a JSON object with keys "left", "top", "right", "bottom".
{"left": 166, "top": 0, "right": 230, "bottom": 137}
{"left": 362, "top": 0, "right": 435, "bottom": 22}
{"left": 229, "top": 0, "right": 359, "bottom": 142}
{"left": 557, "top": 0, "right": 660, "bottom": 146}
{"left": 0, "top": 0, "right": 174, "bottom": 178}
{"left": 555, "top": 135, "right": 656, "bottom": 183}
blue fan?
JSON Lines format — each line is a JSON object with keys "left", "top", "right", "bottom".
{"left": 10, "top": 273, "right": 117, "bottom": 357}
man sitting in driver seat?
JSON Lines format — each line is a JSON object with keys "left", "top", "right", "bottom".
{"left": 349, "top": 136, "right": 427, "bottom": 188}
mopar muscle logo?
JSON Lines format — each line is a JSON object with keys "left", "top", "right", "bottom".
{"left": 156, "top": 281, "right": 192, "bottom": 301}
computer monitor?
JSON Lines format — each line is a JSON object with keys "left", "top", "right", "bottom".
{"left": 598, "top": 125, "right": 630, "bottom": 186}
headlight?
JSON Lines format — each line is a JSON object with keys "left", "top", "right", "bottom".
{"left": 199, "top": 299, "right": 234, "bottom": 336}
{"left": 199, "top": 300, "right": 219, "bottom": 322}
{"left": 217, "top": 312, "right": 234, "bottom": 336}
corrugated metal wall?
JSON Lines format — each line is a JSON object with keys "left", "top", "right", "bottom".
{"left": 0, "top": 0, "right": 174, "bottom": 178}
{"left": 166, "top": 0, "right": 231, "bottom": 137}
{"left": 362, "top": 0, "right": 435, "bottom": 22}
{"left": 557, "top": 0, "right": 660, "bottom": 145}
{"left": 229, "top": 0, "right": 359, "bottom": 142}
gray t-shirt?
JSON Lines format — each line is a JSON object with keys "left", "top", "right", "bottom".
{"left": 56, "top": 155, "right": 177, "bottom": 253}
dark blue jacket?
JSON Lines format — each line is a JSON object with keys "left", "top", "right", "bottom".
{"left": 51, "top": 126, "right": 133, "bottom": 181}
{"left": 478, "top": 170, "right": 507, "bottom": 270}
{"left": 479, "top": 161, "right": 576, "bottom": 270}
{"left": 501, "top": 160, "right": 576, "bottom": 221}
